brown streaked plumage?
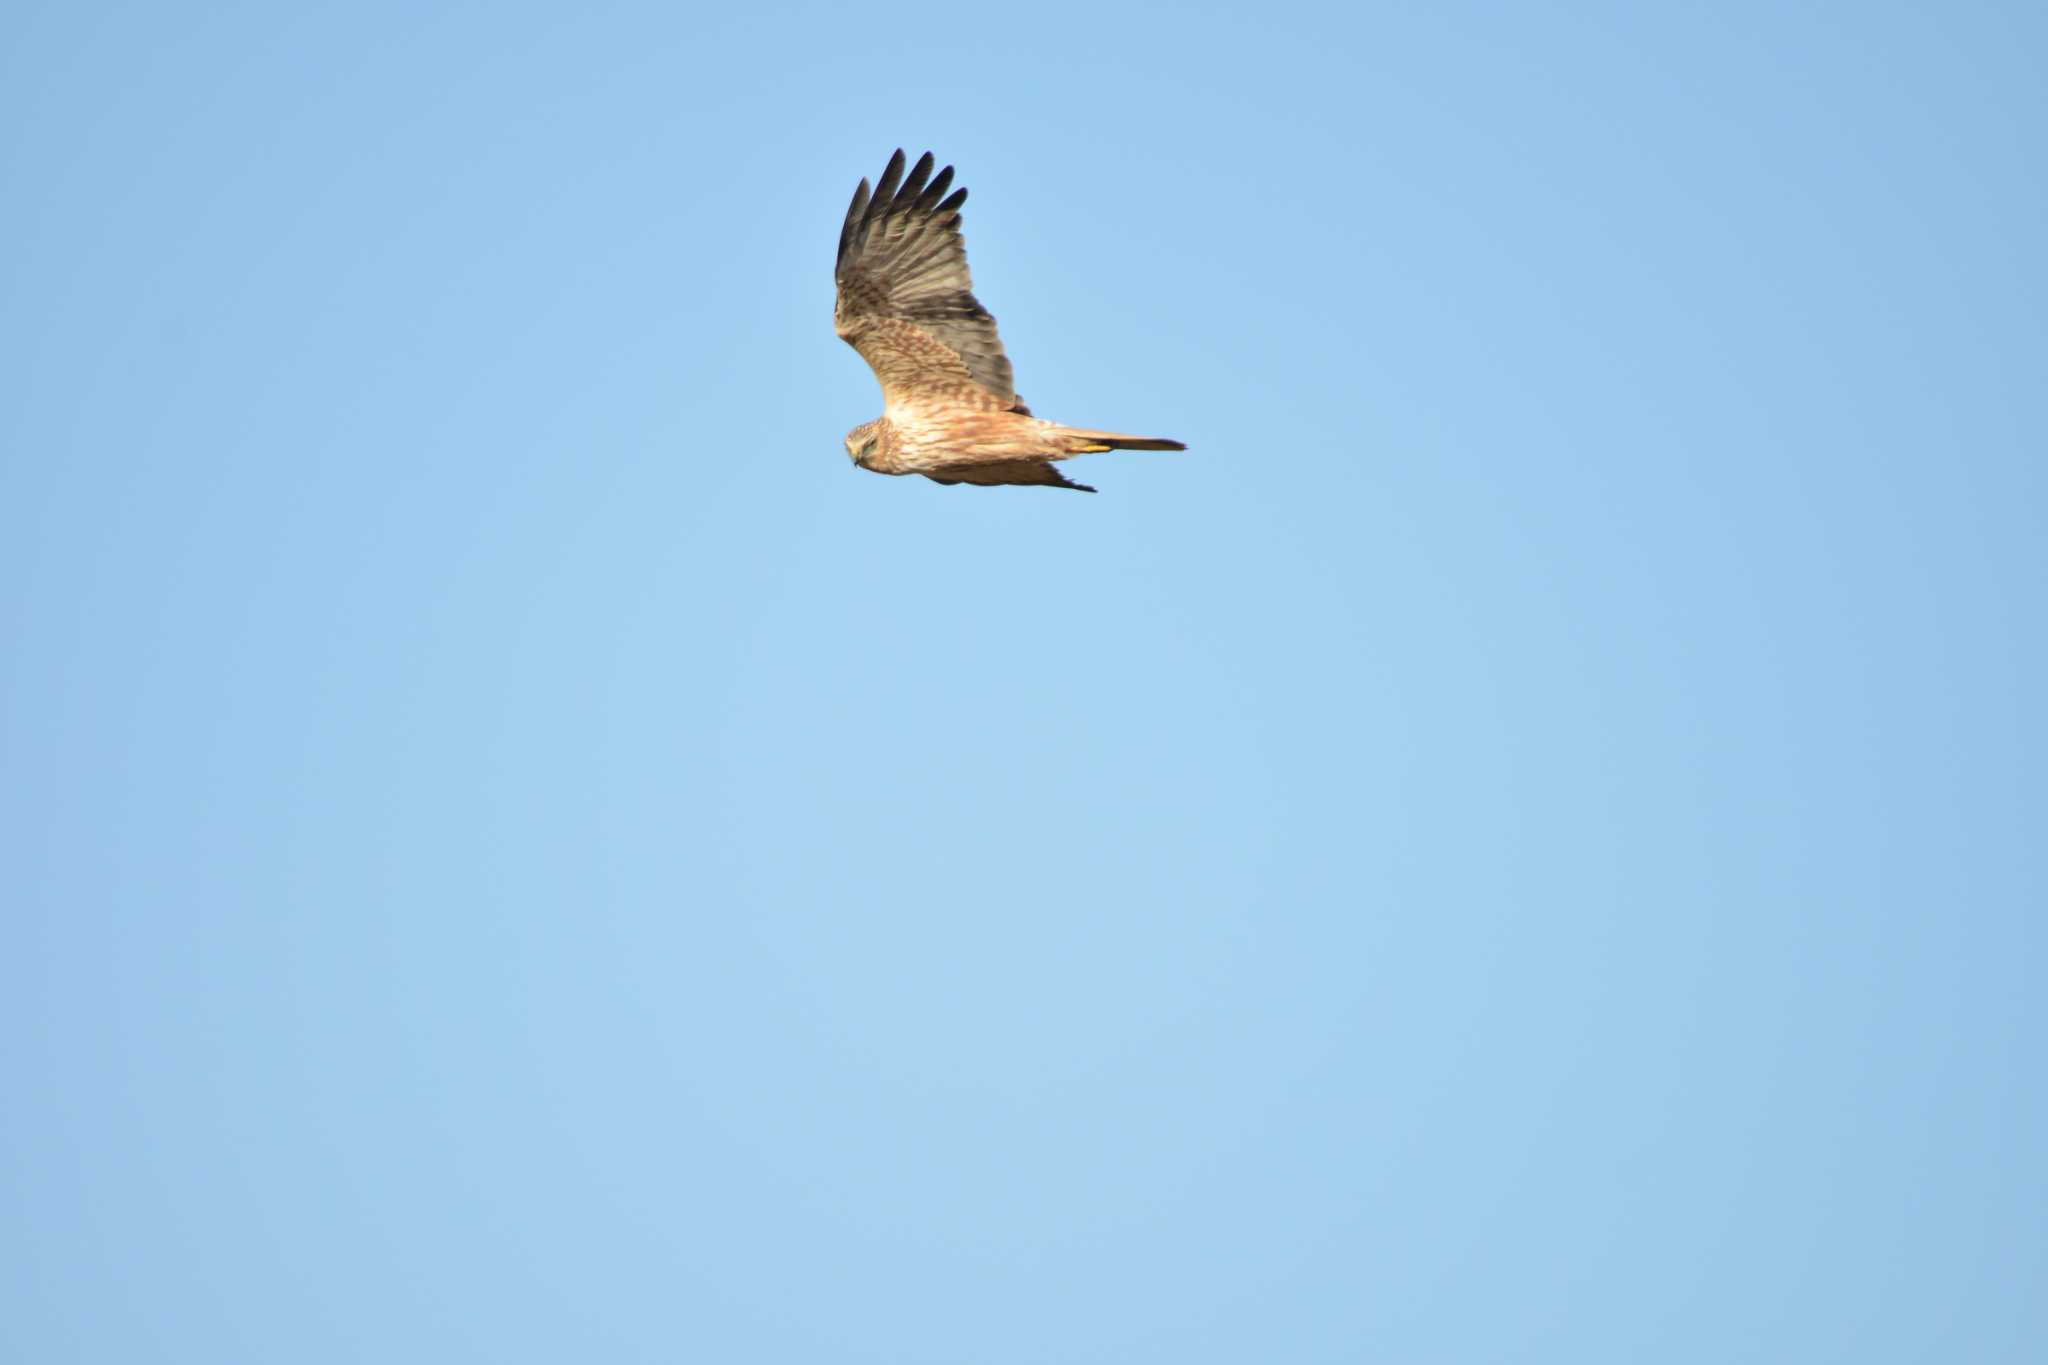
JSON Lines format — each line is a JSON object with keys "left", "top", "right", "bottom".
{"left": 835, "top": 150, "right": 1184, "bottom": 494}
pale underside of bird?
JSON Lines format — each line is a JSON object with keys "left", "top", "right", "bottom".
{"left": 834, "top": 150, "right": 1184, "bottom": 494}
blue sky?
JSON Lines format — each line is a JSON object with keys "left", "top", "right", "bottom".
{"left": 3, "top": 3, "right": 2042, "bottom": 1360}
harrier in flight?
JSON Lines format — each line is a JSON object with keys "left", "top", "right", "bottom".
{"left": 835, "top": 150, "right": 1183, "bottom": 493}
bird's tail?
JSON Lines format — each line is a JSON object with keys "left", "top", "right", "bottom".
{"left": 1057, "top": 427, "right": 1187, "bottom": 454}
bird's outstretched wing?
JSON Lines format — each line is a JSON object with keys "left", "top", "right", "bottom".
{"left": 926, "top": 461, "right": 1095, "bottom": 493}
{"left": 835, "top": 149, "right": 1017, "bottom": 406}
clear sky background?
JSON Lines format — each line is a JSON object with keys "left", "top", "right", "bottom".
{"left": 3, "top": 3, "right": 2042, "bottom": 1361}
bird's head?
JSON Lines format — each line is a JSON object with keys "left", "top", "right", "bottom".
{"left": 844, "top": 421, "right": 880, "bottom": 468}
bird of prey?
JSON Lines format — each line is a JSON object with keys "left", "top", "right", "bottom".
{"left": 835, "top": 150, "right": 1184, "bottom": 493}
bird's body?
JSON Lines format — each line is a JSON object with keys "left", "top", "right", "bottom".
{"left": 835, "top": 150, "right": 1183, "bottom": 493}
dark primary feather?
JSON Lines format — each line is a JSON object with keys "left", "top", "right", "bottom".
{"left": 835, "top": 149, "right": 1016, "bottom": 402}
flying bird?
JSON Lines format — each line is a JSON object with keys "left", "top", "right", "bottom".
{"left": 835, "top": 150, "right": 1184, "bottom": 493}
